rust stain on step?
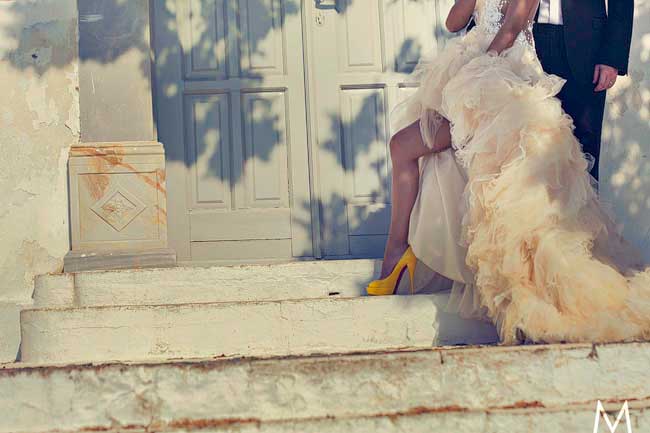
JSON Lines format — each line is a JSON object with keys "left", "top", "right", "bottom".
{"left": 499, "top": 400, "right": 545, "bottom": 410}
{"left": 162, "top": 417, "right": 262, "bottom": 430}
{"left": 79, "top": 424, "right": 143, "bottom": 432}
{"left": 385, "top": 405, "right": 469, "bottom": 420}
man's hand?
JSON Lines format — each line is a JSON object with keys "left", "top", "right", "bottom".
{"left": 593, "top": 64, "right": 618, "bottom": 92}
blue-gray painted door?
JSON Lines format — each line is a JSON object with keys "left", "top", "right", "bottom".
{"left": 153, "top": 0, "right": 313, "bottom": 264}
{"left": 153, "top": 0, "right": 453, "bottom": 263}
{"left": 307, "top": 0, "right": 453, "bottom": 257}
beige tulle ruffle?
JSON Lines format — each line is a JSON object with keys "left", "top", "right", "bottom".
{"left": 442, "top": 37, "right": 650, "bottom": 344}
{"left": 393, "top": 27, "right": 650, "bottom": 344}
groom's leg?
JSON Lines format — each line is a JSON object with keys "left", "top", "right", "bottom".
{"left": 556, "top": 78, "right": 607, "bottom": 180}
{"left": 534, "top": 23, "right": 606, "bottom": 180}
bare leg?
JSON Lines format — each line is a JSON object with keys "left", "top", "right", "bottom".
{"left": 380, "top": 118, "right": 452, "bottom": 278}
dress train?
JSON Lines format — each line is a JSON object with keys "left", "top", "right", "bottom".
{"left": 390, "top": 25, "right": 650, "bottom": 344}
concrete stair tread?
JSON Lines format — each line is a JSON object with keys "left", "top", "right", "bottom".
{"left": 25, "top": 291, "right": 422, "bottom": 312}
{"left": 2, "top": 345, "right": 465, "bottom": 369}
{"left": 34, "top": 258, "right": 449, "bottom": 307}
{"left": 3, "top": 341, "right": 650, "bottom": 433}
{"left": 20, "top": 293, "right": 499, "bottom": 363}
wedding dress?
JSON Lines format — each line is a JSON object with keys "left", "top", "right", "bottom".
{"left": 391, "top": 0, "right": 650, "bottom": 344}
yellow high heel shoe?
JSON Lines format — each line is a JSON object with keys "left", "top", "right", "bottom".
{"left": 367, "top": 246, "right": 417, "bottom": 296}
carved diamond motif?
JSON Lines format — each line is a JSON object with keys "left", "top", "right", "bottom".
{"left": 91, "top": 185, "right": 147, "bottom": 232}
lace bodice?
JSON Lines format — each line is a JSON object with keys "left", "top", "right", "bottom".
{"left": 473, "top": 0, "right": 535, "bottom": 48}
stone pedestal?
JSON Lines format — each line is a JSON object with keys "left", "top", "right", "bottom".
{"left": 64, "top": 141, "right": 176, "bottom": 272}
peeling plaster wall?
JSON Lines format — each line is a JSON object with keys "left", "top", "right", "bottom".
{"left": 0, "top": 0, "right": 79, "bottom": 360}
{"left": 601, "top": 0, "right": 650, "bottom": 259}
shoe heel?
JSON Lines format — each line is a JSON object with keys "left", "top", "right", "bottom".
{"left": 407, "top": 262, "right": 416, "bottom": 295}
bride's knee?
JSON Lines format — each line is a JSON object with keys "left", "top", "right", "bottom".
{"left": 389, "top": 120, "right": 433, "bottom": 165}
{"left": 389, "top": 134, "right": 404, "bottom": 163}
{"left": 389, "top": 125, "right": 418, "bottom": 164}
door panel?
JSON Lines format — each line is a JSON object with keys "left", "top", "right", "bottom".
{"left": 153, "top": 0, "right": 313, "bottom": 263}
{"left": 239, "top": 0, "right": 286, "bottom": 75}
{"left": 341, "top": 88, "right": 389, "bottom": 204}
{"left": 190, "top": 210, "right": 291, "bottom": 241}
{"left": 339, "top": 0, "right": 383, "bottom": 71}
{"left": 309, "top": 0, "right": 453, "bottom": 257}
{"left": 184, "top": 0, "right": 227, "bottom": 80}
{"left": 240, "top": 92, "right": 290, "bottom": 208}
{"left": 185, "top": 94, "right": 231, "bottom": 208}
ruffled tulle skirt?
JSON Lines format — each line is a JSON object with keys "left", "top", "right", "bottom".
{"left": 392, "top": 27, "right": 650, "bottom": 344}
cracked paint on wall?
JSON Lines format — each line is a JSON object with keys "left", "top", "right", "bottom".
{"left": 0, "top": 0, "right": 79, "bottom": 361}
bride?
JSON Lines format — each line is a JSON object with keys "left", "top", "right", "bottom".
{"left": 366, "top": 0, "right": 650, "bottom": 344}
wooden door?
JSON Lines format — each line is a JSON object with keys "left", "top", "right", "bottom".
{"left": 153, "top": 0, "right": 314, "bottom": 264}
{"left": 306, "top": 0, "right": 453, "bottom": 258}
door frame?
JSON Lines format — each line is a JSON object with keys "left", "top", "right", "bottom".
{"left": 300, "top": 0, "right": 324, "bottom": 259}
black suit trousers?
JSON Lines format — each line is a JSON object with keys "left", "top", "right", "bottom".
{"left": 533, "top": 23, "right": 607, "bottom": 180}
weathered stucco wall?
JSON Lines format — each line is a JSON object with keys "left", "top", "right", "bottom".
{"left": 78, "top": 0, "right": 155, "bottom": 142}
{"left": 0, "top": 0, "right": 79, "bottom": 360}
{"left": 602, "top": 0, "right": 650, "bottom": 260}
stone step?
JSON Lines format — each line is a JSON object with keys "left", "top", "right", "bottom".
{"left": 34, "top": 259, "right": 448, "bottom": 308}
{"left": 3, "top": 342, "right": 649, "bottom": 433}
{"left": 151, "top": 404, "right": 648, "bottom": 433}
{"left": 20, "top": 294, "right": 498, "bottom": 363}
